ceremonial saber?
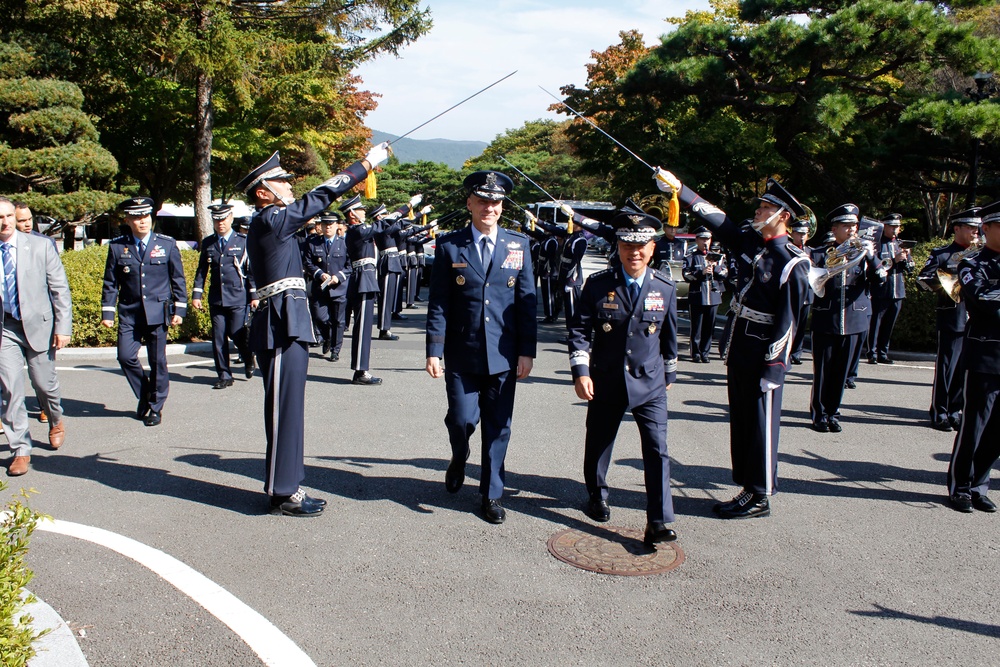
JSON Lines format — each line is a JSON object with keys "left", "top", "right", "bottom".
{"left": 497, "top": 155, "right": 561, "bottom": 204}
{"left": 539, "top": 85, "right": 661, "bottom": 176}
{"left": 387, "top": 71, "right": 519, "bottom": 146}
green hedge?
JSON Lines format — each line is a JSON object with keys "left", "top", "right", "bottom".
{"left": 891, "top": 237, "right": 947, "bottom": 353}
{"left": 0, "top": 483, "right": 46, "bottom": 667}
{"left": 61, "top": 244, "right": 212, "bottom": 347}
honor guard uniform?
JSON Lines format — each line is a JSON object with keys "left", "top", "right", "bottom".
{"left": 809, "top": 204, "right": 886, "bottom": 432}
{"left": 867, "top": 214, "right": 914, "bottom": 364}
{"left": 917, "top": 208, "right": 982, "bottom": 431}
{"left": 373, "top": 202, "right": 408, "bottom": 340}
{"left": 237, "top": 144, "right": 389, "bottom": 516}
{"left": 426, "top": 171, "right": 537, "bottom": 524}
{"left": 788, "top": 220, "right": 813, "bottom": 364}
{"left": 536, "top": 221, "right": 566, "bottom": 322}
{"left": 302, "top": 213, "right": 350, "bottom": 362}
{"left": 192, "top": 203, "right": 257, "bottom": 389}
{"left": 947, "top": 199, "right": 1000, "bottom": 513}
{"left": 683, "top": 227, "right": 728, "bottom": 363}
{"left": 561, "top": 203, "right": 620, "bottom": 269}
{"left": 101, "top": 197, "right": 187, "bottom": 427}
{"left": 558, "top": 226, "right": 588, "bottom": 332}
{"left": 394, "top": 211, "right": 436, "bottom": 314}
{"left": 342, "top": 195, "right": 384, "bottom": 385}
{"left": 655, "top": 171, "right": 809, "bottom": 519}
{"left": 568, "top": 206, "right": 679, "bottom": 546}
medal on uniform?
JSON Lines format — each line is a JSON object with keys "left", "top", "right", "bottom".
{"left": 607, "top": 292, "right": 615, "bottom": 302}
{"left": 508, "top": 276, "right": 516, "bottom": 287}
{"left": 648, "top": 323, "right": 656, "bottom": 334}
{"left": 123, "top": 266, "right": 130, "bottom": 273}
{"left": 602, "top": 323, "right": 612, "bottom": 332}
{"left": 456, "top": 275, "right": 465, "bottom": 285}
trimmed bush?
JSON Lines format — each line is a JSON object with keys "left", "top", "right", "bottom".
{"left": 891, "top": 237, "right": 948, "bottom": 354}
{"left": 60, "top": 244, "right": 212, "bottom": 347}
{"left": 0, "top": 482, "right": 46, "bottom": 667}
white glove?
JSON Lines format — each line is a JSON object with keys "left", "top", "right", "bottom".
{"left": 760, "top": 379, "right": 780, "bottom": 393}
{"left": 420, "top": 205, "right": 433, "bottom": 215}
{"left": 559, "top": 203, "right": 575, "bottom": 219}
{"left": 429, "top": 220, "right": 439, "bottom": 228}
{"left": 365, "top": 141, "right": 391, "bottom": 168}
{"left": 525, "top": 211, "right": 537, "bottom": 223}
{"left": 409, "top": 194, "right": 423, "bottom": 207}
{"left": 654, "top": 168, "right": 681, "bottom": 193}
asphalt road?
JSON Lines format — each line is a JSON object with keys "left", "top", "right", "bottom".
{"left": 16, "top": 252, "right": 1000, "bottom": 666}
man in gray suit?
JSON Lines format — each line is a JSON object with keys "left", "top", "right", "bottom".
{"left": 0, "top": 198, "right": 71, "bottom": 476}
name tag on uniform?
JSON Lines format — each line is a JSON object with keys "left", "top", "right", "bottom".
{"left": 501, "top": 250, "right": 523, "bottom": 270}
{"left": 452, "top": 262, "right": 467, "bottom": 268}
{"left": 150, "top": 245, "right": 166, "bottom": 259}
{"left": 644, "top": 291, "right": 665, "bottom": 311}
{"left": 602, "top": 303, "right": 619, "bottom": 310}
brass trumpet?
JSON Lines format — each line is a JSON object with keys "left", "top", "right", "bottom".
{"left": 937, "top": 238, "right": 984, "bottom": 302}
{"left": 808, "top": 237, "right": 873, "bottom": 298}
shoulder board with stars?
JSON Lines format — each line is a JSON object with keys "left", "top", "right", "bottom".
{"left": 111, "top": 234, "right": 129, "bottom": 243}
{"left": 650, "top": 268, "right": 674, "bottom": 284}
{"left": 154, "top": 233, "right": 175, "bottom": 242}
{"left": 589, "top": 268, "right": 614, "bottom": 279}
{"left": 504, "top": 229, "right": 529, "bottom": 240}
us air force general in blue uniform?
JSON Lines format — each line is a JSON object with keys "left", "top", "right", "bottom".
{"left": 568, "top": 206, "right": 679, "bottom": 546}
{"left": 101, "top": 197, "right": 187, "bottom": 427}
{"left": 426, "top": 171, "right": 537, "bottom": 525}
{"left": 235, "top": 144, "right": 388, "bottom": 516}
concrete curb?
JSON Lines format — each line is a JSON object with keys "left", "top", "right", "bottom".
{"left": 23, "top": 590, "right": 88, "bottom": 667}
{"left": 56, "top": 342, "right": 212, "bottom": 361}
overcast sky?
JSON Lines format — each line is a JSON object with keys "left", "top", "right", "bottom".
{"left": 354, "top": 0, "right": 709, "bottom": 143}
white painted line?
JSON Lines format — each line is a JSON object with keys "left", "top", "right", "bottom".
{"left": 36, "top": 518, "right": 316, "bottom": 667}
{"left": 54, "top": 360, "right": 215, "bottom": 371}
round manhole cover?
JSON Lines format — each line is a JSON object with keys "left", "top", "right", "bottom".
{"left": 547, "top": 526, "right": 684, "bottom": 576}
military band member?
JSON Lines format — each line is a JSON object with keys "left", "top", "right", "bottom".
{"left": 946, "top": 199, "right": 1000, "bottom": 513}
{"left": 809, "top": 205, "right": 885, "bottom": 432}
{"left": 342, "top": 195, "right": 384, "bottom": 385}
{"left": 192, "top": 203, "right": 257, "bottom": 389}
{"left": 236, "top": 143, "right": 389, "bottom": 516}
{"left": 101, "top": 197, "right": 187, "bottom": 427}
{"left": 866, "top": 214, "right": 913, "bottom": 364}
{"left": 655, "top": 171, "right": 810, "bottom": 519}
{"left": 426, "top": 171, "right": 537, "bottom": 525}
{"left": 302, "top": 213, "right": 351, "bottom": 362}
{"left": 653, "top": 222, "right": 686, "bottom": 280}
{"left": 568, "top": 206, "right": 679, "bottom": 546}
{"left": 788, "top": 220, "right": 813, "bottom": 365}
{"left": 917, "top": 208, "right": 981, "bottom": 432}
{"left": 683, "top": 227, "right": 728, "bottom": 363}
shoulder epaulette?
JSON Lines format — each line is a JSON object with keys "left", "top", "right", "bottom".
{"left": 787, "top": 244, "right": 807, "bottom": 258}
{"left": 650, "top": 268, "right": 673, "bottom": 283}
{"left": 589, "top": 268, "right": 614, "bottom": 279}
{"left": 505, "top": 229, "right": 529, "bottom": 240}
{"left": 153, "top": 233, "right": 176, "bottom": 242}
{"left": 111, "top": 234, "right": 129, "bottom": 242}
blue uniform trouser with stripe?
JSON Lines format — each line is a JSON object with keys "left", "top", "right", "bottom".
{"left": 257, "top": 340, "right": 307, "bottom": 497}
{"left": 350, "top": 292, "right": 375, "bottom": 371}
{"left": 727, "top": 367, "right": 783, "bottom": 495}
{"left": 811, "top": 331, "right": 863, "bottom": 422}
{"left": 689, "top": 303, "right": 718, "bottom": 360}
{"left": 948, "top": 371, "right": 1000, "bottom": 497}
{"left": 932, "top": 330, "right": 964, "bottom": 423}
{"left": 867, "top": 298, "right": 901, "bottom": 360}
{"left": 584, "top": 380, "right": 674, "bottom": 523}
{"left": 444, "top": 369, "right": 517, "bottom": 500}
{"left": 117, "top": 313, "right": 169, "bottom": 412}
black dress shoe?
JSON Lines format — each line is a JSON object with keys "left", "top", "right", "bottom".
{"left": 352, "top": 371, "right": 383, "bottom": 385}
{"left": 931, "top": 419, "right": 954, "bottom": 432}
{"left": 144, "top": 410, "right": 162, "bottom": 427}
{"left": 586, "top": 496, "right": 611, "bottom": 522}
{"left": 845, "top": 379, "right": 857, "bottom": 389}
{"left": 643, "top": 522, "right": 677, "bottom": 546}
{"left": 377, "top": 331, "right": 399, "bottom": 341}
{"left": 445, "top": 456, "right": 467, "bottom": 493}
{"left": 701, "top": 355, "right": 711, "bottom": 364}
{"left": 827, "top": 418, "right": 843, "bottom": 433}
{"left": 270, "top": 491, "right": 324, "bottom": 517}
{"left": 790, "top": 357, "right": 802, "bottom": 365}
{"left": 481, "top": 498, "right": 506, "bottom": 524}
{"left": 715, "top": 490, "right": 770, "bottom": 519}
{"left": 972, "top": 495, "right": 997, "bottom": 513}
{"left": 878, "top": 356, "right": 894, "bottom": 365}
{"left": 867, "top": 357, "right": 878, "bottom": 365}
{"left": 691, "top": 355, "right": 703, "bottom": 363}
{"left": 948, "top": 494, "right": 974, "bottom": 513}
{"left": 949, "top": 415, "right": 962, "bottom": 430}
{"left": 321, "top": 339, "right": 331, "bottom": 355}
{"left": 304, "top": 494, "right": 327, "bottom": 508}
{"left": 136, "top": 398, "right": 150, "bottom": 420}
{"left": 212, "top": 378, "right": 234, "bottom": 390}
{"left": 329, "top": 353, "right": 340, "bottom": 362}
{"left": 392, "top": 312, "right": 408, "bottom": 320}
{"left": 812, "top": 420, "right": 830, "bottom": 433}
{"left": 244, "top": 354, "right": 255, "bottom": 379}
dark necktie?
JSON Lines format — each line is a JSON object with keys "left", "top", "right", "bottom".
{"left": 138, "top": 239, "right": 146, "bottom": 259}
{"left": 2, "top": 242, "right": 19, "bottom": 320}
{"left": 219, "top": 236, "right": 227, "bottom": 253}
{"left": 481, "top": 237, "right": 493, "bottom": 272}
{"left": 628, "top": 281, "right": 640, "bottom": 308}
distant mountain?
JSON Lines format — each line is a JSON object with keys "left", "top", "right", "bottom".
{"left": 371, "top": 130, "right": 487, "bottom": 170}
